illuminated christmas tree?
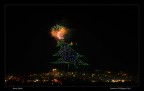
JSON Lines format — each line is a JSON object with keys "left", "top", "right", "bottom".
{"left": 50, "top": 24, "right": 89, "bottom": 69}
{"left": 51, "top": 40, "right": 88, "bottom": 68}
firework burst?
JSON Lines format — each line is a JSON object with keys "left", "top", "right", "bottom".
{"left": 50, "top": 24, "right": 68, "bottom": 41}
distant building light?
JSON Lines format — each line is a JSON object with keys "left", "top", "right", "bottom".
{"left": 43, "top": 79, "right": 47, "bottom": 82}
{"left": 36, "top": 79, "right": 39, "bottom": 82}
{"left": 106, "top": 80, "right": 109, "bottom": 82}
{"left": 91, "top": 80, "right": 96, "bottom": 82}
{"left": 122, "top": 80, "right": 125, "bottom": 82}
{"left": 33, "top": 79, "right": 39, "bottom": 82}
{"left": 52, "top": 68, "right": 57, "bottom": 71}
{"left": 107, "top": 71, "right": 111, "bottom": 73}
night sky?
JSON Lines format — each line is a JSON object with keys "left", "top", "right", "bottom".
{"left": 5, "top": 5, "right": 139, "bottom": 75}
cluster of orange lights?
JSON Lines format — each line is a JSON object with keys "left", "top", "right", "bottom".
{"left": 52, "top": 78, "right": 62, "bottom": 85}
{"left": 111, "top": 79, "right": 125, "bottom": 83}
